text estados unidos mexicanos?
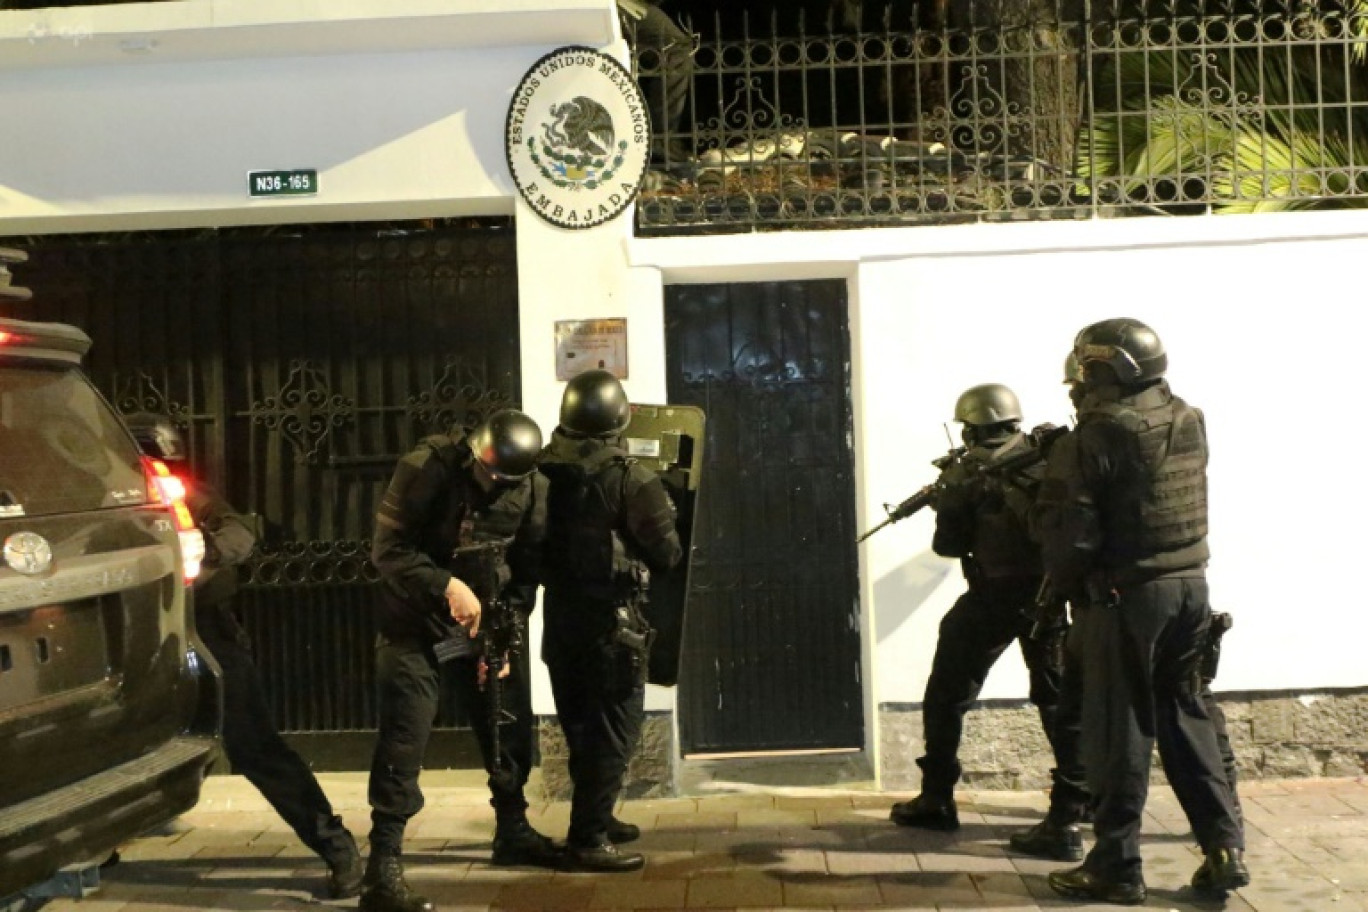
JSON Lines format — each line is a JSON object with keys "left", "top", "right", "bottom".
{"left": 508, "top": 54, "right": 649, "bottom": 147}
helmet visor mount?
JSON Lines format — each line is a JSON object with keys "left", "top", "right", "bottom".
{"left": 1077, "top": 342, "right": 1144, "bottom": 384}
{"left": 1073, "top": 318, "right": 1167, "bottom": 385}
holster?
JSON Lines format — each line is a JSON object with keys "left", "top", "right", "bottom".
{"left": 1194, "top": 611, "right": 1234, "bottom": 691}
{"left": 604, "top": 598, "right": 655, "bottom": 696}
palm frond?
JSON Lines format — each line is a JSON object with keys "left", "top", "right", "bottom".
{"left": 1078, "top": 5, "right": 1368, "bottom": 211}
{"left": 1212, "top": 128, "right": 1368, "bottom": 212}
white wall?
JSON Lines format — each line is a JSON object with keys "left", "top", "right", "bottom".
{"left": 852, "top": 226, "right": 1368, "bottom": 702}
{"left": 0, "top": 47, "right": 524, "bottom": 230}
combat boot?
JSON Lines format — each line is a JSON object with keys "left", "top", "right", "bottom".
{"left": 324, "top": 831, "right": 364, "bottom": 899}
{"left": 889, "top": 794, "right": 959, "bottom": 831}
{"left": 358, "top": 854, "right": 435, "bottom": 912}
{"left": 491, "top": 818, "right": 564, "bottom": 868}
{"left": 1191, "top": 847, "right": 1251, "bottom": 897}
{"left": 1008, "top": 818, "right": 1084, "bottom": 861}
{"left": 1048, "top": 864, "right": 1146, "bottom": 906}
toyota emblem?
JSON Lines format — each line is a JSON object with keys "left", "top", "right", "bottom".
{"left": 4, "top": 531, "right": 53, "bottom": 576}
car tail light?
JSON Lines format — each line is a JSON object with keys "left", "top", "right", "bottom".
{"left": 143, "top": 457, "right": 205, "bottom": 584}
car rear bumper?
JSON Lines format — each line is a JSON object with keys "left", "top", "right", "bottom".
{"left": 0, "top": 735, "right": 217, "bottom": 898}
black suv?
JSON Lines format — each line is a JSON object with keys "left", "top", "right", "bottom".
{"left": 0, "top": 248, "right": 220, "bottom": 900}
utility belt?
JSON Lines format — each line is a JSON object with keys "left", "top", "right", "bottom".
{"left": 1081, "top": 565, "right": 1205, "bottom": 609}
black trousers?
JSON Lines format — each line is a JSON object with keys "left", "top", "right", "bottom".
{"left": 1073, "top": 576, "right": 1243, "bottom": 882}
{"left": 546, "top": 656, "right": 644, "bottom": 848}
{"left": 367, "top": 635, "right": 536, "bottom": 856}
{"left": 918, "top": 577, "right": 1087, "bottom": 817}
{"left": 1050, "top": 625, "right": 1243, "bottom": 825}
{"left": 197, "top": 601, "right": 352, "bottom": 864}
{"left": 543, "top": 588, "right": 645, "bottom": 848}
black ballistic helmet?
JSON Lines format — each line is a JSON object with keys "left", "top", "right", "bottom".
{"left": 123, "top": 412, "right": 187, "bottom": 462}
{"left": 559, "top": 369, "right": 631, "bottom": 437}
{"left": 469, "top": 409, "right": 542, "bottom": 481}
{"left": 953, "top": 383, "right": 1023, "bottom": 427}
{"left": 1073, "top": 318, "right": 1167, "bottom": 386}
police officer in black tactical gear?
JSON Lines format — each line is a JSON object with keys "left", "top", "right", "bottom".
{"left": 1034, "top": 319, "right": 1248, "bottom": 906}
{"left": 889, "top": 385, "right": 1088, "bottom": 856}
{"left": 125, "top": 413, "right": 364, "bottom": 900}
{"left": 1010, "top": 352, "right": 1244, "bottom": 866}
{"left": 363, "top": 409, "right": 555, "bottom": 912}
{"left": 538, "top": 369, "right": 683, "bottom": 873}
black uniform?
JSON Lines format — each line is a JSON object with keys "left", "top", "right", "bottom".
{"left": 538, "top": 428, "right": 682, "bottom": 849}
{"left": 914, "top": 433, "right": 1086, "bottom": 817}
{"left": 1034, "top": 380, "right": 1242, "bottom": 885}
{"left": 367, "top": 432, "right": 547, "bottom": 856}
{"left": 187, "top": 482, "right": 358, "bottom": 870}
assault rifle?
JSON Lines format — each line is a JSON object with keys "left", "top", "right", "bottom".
{"left": 856, "top": 481, "right": 943, "bottom": 544}
{"left": 857, "top": 424, "right": 1068, "bottom": 544}
{"left": 434, "top": 537, "right": 526, "bottom": 782}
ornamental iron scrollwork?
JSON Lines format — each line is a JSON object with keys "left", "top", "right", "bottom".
{"left": 244, "top": 539, "right": 378, "bottom": 588}
{"left": 681, "top": 340, "right": 829, "bottom": 390}
{"left": 635, "top": 1, "right": 1368, "bottom": 232}
{"left": 113, "top": 372, "right": 189, "bottom": 424}
{"left": 407, "top": 358, "right": 514, "bottom": 436}
{"left": 250, "top": 360, "right": 355, "bottom": 465}
{"left": 1170, "top": 51, "right": 1261, "bottom": 170}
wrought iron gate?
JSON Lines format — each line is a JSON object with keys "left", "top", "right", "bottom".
{"left": 1, "top": 222, "right": 519, "bottom": 765}
{"left": 665, "top": 280, "right": 862, "bottom": 755}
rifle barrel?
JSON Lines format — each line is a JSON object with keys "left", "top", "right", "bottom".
{"left": 856, "top": 518, "right": 892, "bottom": 544}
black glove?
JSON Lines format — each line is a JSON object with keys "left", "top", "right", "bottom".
{"left": 1028, "top": 423, "right": 1067, "bottom": 454}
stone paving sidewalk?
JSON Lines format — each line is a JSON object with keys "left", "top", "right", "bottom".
{"left": 42, "top": 774, "right": 1368, "bottom": 912}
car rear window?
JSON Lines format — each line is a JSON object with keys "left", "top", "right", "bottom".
{"left": 0, "top": 362, "right": 148, "bottom": 517}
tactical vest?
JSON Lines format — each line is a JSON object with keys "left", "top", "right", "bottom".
{"left": 541, "top": 445, "right": 636, "bottom": 591}
{"left": 1082, "top": 393, "right": 1208, "bottom": 558}
{"left": 968, "top": 437, "right": 1044, "bottom": 579}
{"left": 420, "top": 434, "right": 530, "bottom": 588}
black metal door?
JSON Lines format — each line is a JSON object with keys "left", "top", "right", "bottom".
{"left": 665, "top": 280, "right": 862, "bottom": 755}
{"left": 0, "top": 223, "right": 519, "bottom": 765}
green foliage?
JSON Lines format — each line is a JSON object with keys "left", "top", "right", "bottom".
{"left": 1078, "top": 2, "right": 1368, "bottom": 211}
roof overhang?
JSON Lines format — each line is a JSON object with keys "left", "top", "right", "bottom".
{"left": 0, "top": 0, "right": 619, "bottom": 72}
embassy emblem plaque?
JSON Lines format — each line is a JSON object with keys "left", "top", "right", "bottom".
{"left": 505, "top": 47, "right": 651, "bottom": 230}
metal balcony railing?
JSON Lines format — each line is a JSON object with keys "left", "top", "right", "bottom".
{"left": 631, "top": 0, "right": 1368, "bottom": 234}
